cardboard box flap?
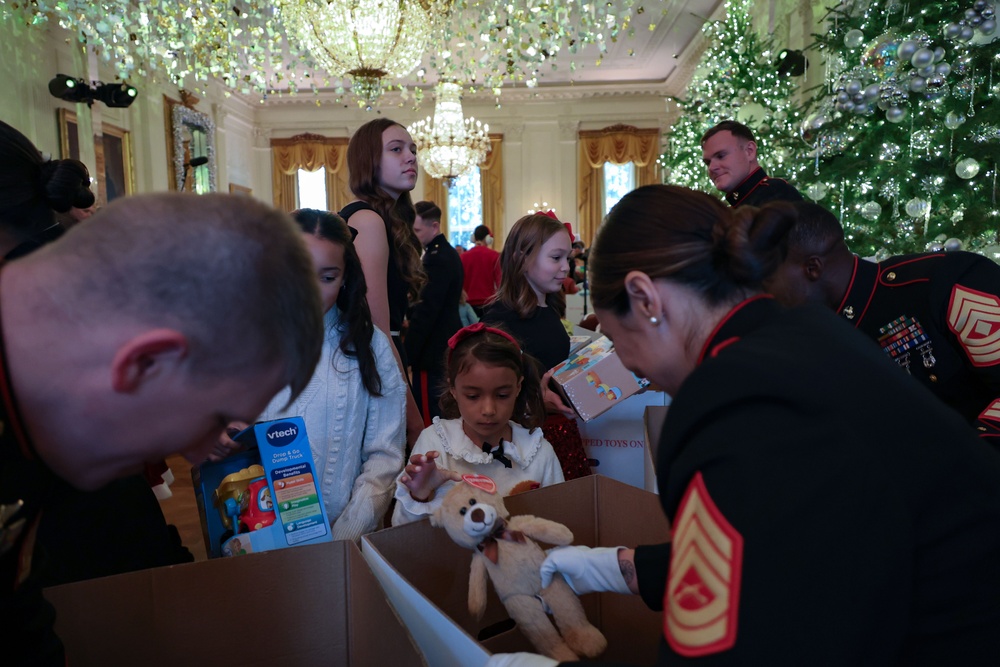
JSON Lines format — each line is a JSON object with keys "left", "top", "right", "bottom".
{"left": 45, "top": 540, "right": 426, "bottom": 666}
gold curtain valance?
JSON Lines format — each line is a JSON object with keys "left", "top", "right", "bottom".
{"left": 577, "top": 125, "right": 661, "bottom": 247}
{"left": 270, "top": 134, "right": 350, "bottom": 213}
{"left": 578, "top": 124, "right": 660, "bottom": 168}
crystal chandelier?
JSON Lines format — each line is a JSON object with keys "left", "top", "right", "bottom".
{"left": 409, "top": 80, "right": 490, "bottom": 187}
{"left": 279, "top": 0, "right": 439, "bottom": 107}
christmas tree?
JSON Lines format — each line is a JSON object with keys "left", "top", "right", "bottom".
{"left": 659, "top": 0, "right": 808, "bottom": 193}
{"left": 806, "top": 0, "right": 1000, "bottom": 257}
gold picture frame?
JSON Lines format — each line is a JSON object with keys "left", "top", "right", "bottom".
{"left": 229, "top": 183, "right": 252, "bottom": 196}
{"left": 58, "top": 109, "right": 134, "bottom": 205}
{"left": 57, "top": 108, "right": 80, "bottom": 161}
{"left": 100, "top": 123, "right": 135, "bottom": 202}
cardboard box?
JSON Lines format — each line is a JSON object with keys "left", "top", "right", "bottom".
{"left": 44, "top": 540, "right": 427, "bottom": 666}
{"left": 362, "top": 475, "right": 671, "bottom": 667}
{"left": 551, "top": 336, "right": 650, "bottom": 422}
{"left": 192, "top": 416, "right": 332, "bottom": 558}
{"left": 579, "top": 391, "right": 668, "bottom": 491}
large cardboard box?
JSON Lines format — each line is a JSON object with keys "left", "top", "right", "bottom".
{"left": 362, "top": 476, "right": 671, "bottom": 667}
{"left": 551, "top": 336, "right": 650, "bottom": 422}
{"left": 44, "top": 540, "right": 427, "bottom": 667}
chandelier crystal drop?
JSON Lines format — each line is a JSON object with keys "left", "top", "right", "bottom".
{"left": 409, "top": 80, "right": 490, "bottom": 186}
{"left": 279, "top": 0, "right": 438, "bottom": 107}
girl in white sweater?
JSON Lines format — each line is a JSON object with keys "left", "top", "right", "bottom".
{"left": 392, "top": 323, "right": 564, "bottom": 525}
{"left": 218, "top": 209, "right": 406, "bottom": 541}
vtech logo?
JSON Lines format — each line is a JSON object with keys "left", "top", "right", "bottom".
{"left": 265, "top": 422, "right": 298, "bottom": 447}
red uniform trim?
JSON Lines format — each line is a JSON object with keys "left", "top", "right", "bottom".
{"left": 877, "top": 255, "right": 942, "bottom": 287}
{"left": 697, "top": 295, "right": 772, "bottom": 364}
{"left": 418, "top": 371, "right": 432, "bottom": 427}
{"left": 836, "top": 256, "right": 878, "bottom": 327}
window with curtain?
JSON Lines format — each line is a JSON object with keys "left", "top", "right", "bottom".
{"left": 578, "top": 125, "right": 660, "bottom": 246}
{"left": 270, "top": 134, "right": 350, "bottom": 214}
{"left": 297, "top": 167, "right": 328, "bottom": 210}
{"left": 446, "top": 167, "right": 483, "bottom": 249}
{"left": 603, "top": 161, "right": 635, "bottom": 216}
{"left": 423, "top": 134, "right": 504, "bottom": 245}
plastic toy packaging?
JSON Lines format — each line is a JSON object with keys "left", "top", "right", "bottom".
{"left": 214, "top": 464, "right": 276, "bottom": 556}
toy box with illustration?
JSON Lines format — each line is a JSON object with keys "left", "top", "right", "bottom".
{"left": 550, "top": 336, "right": 650, "bottom": 422}
{"left": 192, "top": 416, "right": 332, "bottom": 558}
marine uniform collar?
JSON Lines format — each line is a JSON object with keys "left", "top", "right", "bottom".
{"left": 725, "top": 167, "right": 768, "bottom": 207}
{"left": 834, "top": 255, "right": 879, "bottom": 326}
{"left": 697, "top": 294, "right": 777, "bottom": 364}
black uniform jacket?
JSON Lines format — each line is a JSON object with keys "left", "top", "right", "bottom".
{"left": 0, "top": 325, "right": 63, "bottom": 665}
{"left": 622, "top": 296, "right": 1000, "bottom": 666}
{"left": 725, "top": 167, "right": 802, "bottom": 208}
{"left": 835, "top": 251, "right": 1000, "bottom": 440}
{"left": 405, "top": 233, "right": 464, "bottom": 372}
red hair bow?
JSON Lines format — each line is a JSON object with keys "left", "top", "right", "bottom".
{"left": 447, "top": 322, "right": 521, "bottom": 353}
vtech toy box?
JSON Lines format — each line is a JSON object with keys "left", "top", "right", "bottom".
{"left": 551, "top": 336, "right": 650, "bottom": 421}
{"left": 192, "top": 416, "right": 332, "bottom": 558}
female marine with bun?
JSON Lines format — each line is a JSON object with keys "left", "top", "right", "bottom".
{"left": 499, "top": 185, "right": 1000, "bottom": 666}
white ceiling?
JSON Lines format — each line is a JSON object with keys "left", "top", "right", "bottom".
{"left": 264, "top": 0, "right": 725, "bottom": 106}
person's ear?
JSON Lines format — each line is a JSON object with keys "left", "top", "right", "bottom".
{"left": 803, "top": 255, "right": 825, "bottom": 283}
{"left": 745, "top": 140, "right": 758, "bottom": 162}
{"left": 623, "top": 271, "right": 663, "bottom": 323}
{"left": 110, "top": 329, "right": 189, "bottom": 393}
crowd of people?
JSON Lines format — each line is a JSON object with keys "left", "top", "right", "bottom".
{"left": 3, "top": 113, "right": 1000, "bottom": 666}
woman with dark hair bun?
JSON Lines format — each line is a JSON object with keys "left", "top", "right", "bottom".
{"left": 503, "top": 185, "right": 1000, "bottom": 666}
{"left": 0, "top": 120, "right": 94, "bottom": 259}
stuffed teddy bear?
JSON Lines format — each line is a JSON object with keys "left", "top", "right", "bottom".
{"left": 431, "top": 474, "right": 607, "bottom": 662}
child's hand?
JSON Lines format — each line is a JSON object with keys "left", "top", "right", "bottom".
{"left": 541, "top": 368, "right": 577, "bottom": 418}
{"left": 399, "top": 451, "right": 462, "bottom": 502}
{"left": 207, "top": 421, "right": 250, "bottom": 462}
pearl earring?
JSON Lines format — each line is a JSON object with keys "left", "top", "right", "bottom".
{"left": 649, "top": 316, "right": 659, "bottom": 325}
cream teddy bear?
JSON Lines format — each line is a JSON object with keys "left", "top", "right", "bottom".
{"left": 431, "top": 474, "right": 606, "bottom": 662}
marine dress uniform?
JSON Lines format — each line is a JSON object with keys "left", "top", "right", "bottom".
{"left": 629, "top": 296, "right": 1000, "bottom": 665}
{"left": 833, "top": 251, "right": 1000, "bottom": 440}
{"left": 725, "top": 167, "right": 803, "bottom": 208}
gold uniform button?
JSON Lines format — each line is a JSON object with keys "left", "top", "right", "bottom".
{"left": 929, "top": 374, "right": 938, "bottom": 382}
{"left": 886, "top": 271, "right": 896, "bottom": 281}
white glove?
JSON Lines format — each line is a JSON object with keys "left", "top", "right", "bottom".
{"left": 486, "top": 653, "right": 559, "bottom": 667}
{"left": 539, "top": 545, "right": 632, "bottom": 595}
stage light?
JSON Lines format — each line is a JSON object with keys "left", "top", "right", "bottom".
{"left": 48, "top": 74, "right": 138, "bottom": 108}
{"left": 48, "top": 74, "right": 92, "bottom": 104}
{"left": 94, "top": 82, "right": 138, "bottom": 108}
{"left": 776, "top": 49, "right": 807, "bottom": 76}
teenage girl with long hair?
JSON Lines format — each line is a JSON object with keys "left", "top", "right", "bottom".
{"left": 340, "top": 118, "right": 427, "bottom": 447}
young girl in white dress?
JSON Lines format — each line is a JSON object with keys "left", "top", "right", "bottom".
{"left": 391, "top": 323, "right": 565, "bottom": 525}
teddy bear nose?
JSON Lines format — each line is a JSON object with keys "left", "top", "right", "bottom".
{"left": 470, "top": 507, "right": 485, "bottom": 523}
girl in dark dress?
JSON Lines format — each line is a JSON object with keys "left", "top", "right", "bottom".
{"left": 339, "top": 118, "right": 427, "bottom": 447}
{"left": 482, "top": 213, "right": 591, "bottom": 480}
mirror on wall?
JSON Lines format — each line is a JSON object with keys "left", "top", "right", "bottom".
{"left": 164, "top": 94, "right": 216, "bottom": 193}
